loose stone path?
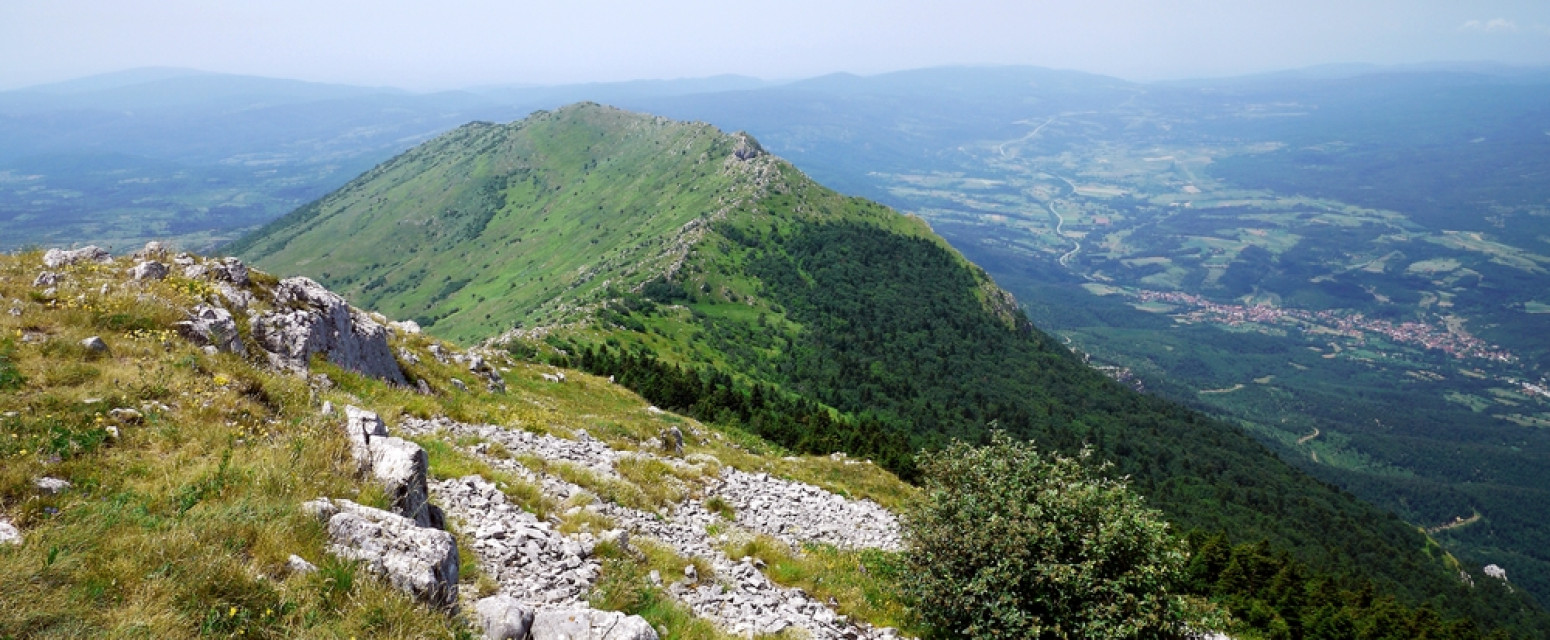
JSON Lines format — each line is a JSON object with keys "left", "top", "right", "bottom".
{"left": 398, "top": 416, "right": 908, "bottom": 639}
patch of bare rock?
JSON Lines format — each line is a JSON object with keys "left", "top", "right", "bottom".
{"left": 400, "top": 415, "right": 907, "bottom": 639}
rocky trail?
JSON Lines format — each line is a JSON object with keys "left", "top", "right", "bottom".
{"left": 397, "top": 416, "right": 908, "bottom": 639}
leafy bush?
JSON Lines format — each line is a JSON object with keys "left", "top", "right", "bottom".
{"left": 904, "top": 433, "right": 1201, "bottom": 639}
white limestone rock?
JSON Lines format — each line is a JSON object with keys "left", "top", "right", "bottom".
{"left": 42, "top": 246, "right": 110, "bottom": 268}
{"left": 175, "top": 305, "right": 245, "bottom": 355}
{"left": 250, "top": 277, "right": 407, "bottom": 385}
{"left": 0, "top": 517, "right": 19, "bottom": 546}
{"left": 34, "top": 477, "right": 72, "bottom": 494}
{"left": 134, "top": 241, "right": 170, "bottom": 260}
{"left": 343, "top": 406, "right": 442, "bottom": 529}
{"left": 530, "top": 609, "right": 658, "bottom": 640}
{"left": 303, "top": 497, "right": 459, "bottom": 609}
{"left": 129, "top": 261, "right": 170, "bottom": 281}
{"left": 475, "top": 595, "right": 535, "bottom": 640}
{"left": 287, "top": 554, "right": 318, "bottom": 575}
{"left": 80, "top": 336, "right": 108, "bottom": 353}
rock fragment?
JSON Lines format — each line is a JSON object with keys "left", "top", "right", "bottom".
{"left": 175, "top": 305, "right": 244, "bottom": 354}
{"left": 302, "top": 497, "right": 459, "bottom": 609}
{"left": 129, "top": 261, "right": 170, "bottom": 281}
{"left": 287, "top": 554, "right": 318, "bottom": 575}
{"left": 34, "top": 477, "right": 72, "bottom": 494}
{"left": 80, "top": 336, "right": 108, "bottom": 353}
{"left": 0, "top": 517, "right": 19, "bottom": 546}
{"left": 134, "top": 241, "right": 169, "bottom": 260}
{"left": 343, "top": 406, "right": 442, "bottom": 529}
{"left": 475, "top": 595, "right": 535, "bottom": 640}
{"left": 530, "top": 609, "right": 658, "bottom": 640}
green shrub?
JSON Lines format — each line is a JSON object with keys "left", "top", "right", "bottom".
{"left": 904, "top": 433, "right": 1200, "bottom": 639}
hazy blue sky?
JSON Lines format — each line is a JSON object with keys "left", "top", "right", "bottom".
{"left": 4, "top": 0, "right": 1550, "bottom": 90}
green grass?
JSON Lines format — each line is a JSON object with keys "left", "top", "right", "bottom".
{"left": 720, "top": 534, "right": 921, "bottom": 635}
{"left": 236, "top": 104, "right": 764, "bottom": 344}
{"left": 0, "top": 250, "right": 478, "bottom": 638}
{"left": 588, "top": 538, "right": 791, "bottom": 640}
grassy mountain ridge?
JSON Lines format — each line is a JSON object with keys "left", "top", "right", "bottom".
{"left": 236, "top": 103, "right": 1550, "bottom": 636}
{"left": 236, "top": 104, "right": 796, "bottom": 343}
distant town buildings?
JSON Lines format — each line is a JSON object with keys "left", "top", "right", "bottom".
{"left": 1135, "top": 289, "right": 1517, "bottom": 363}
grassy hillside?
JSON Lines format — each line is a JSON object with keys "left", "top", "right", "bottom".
{"left": 0, "top": 248, "right": 917, "bottom": 638}
{"left": 231, "top": 104, "right": 790, "bottom": 344}
{"left": 235, "top": 104, "right": 1550, "bottom": 637}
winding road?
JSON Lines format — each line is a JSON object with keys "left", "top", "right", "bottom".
{"left": 998, "top": 116, "right": 1057, "bottom": 158}
{"left": 1049, "top": 201, "right": 1082, "bottom": 267}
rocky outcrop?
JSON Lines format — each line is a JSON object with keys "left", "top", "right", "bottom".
{"left": 1485, "top": 564, "right": 1508, "bottom": 581}
{"left": 729, "top": 132, "right": 766, "bottom": 162}
{"left": 42, "top": 246, "right": 111, "bottom": 268}
{"left": 179, "top": 255, "right": 249, "bottom": 285}
{"left": 344, "top": 406, "right": 442, "bottom": 529}
{"left": 251, "top": 277, "right": 407, "bottom": 385}
{"left": 301, "top": 497, "right": 459, "bottom": 609}
{"left": 175, "top": 305, "right": 245, "bottom": 355}
{"left": 530, "top": 609, "right": 658, "bottom": 640}
{"left": 465, "top": 352, "right": 507, "bottom": 393}
{"left": 133, "top": 241, "right": 169, "bottom": 260}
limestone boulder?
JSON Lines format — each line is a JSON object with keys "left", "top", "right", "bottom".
{"left": 302, "top": 498, "right": 459, "bottom": 609}
{"left": 251, "top": 277, "right": 406, "bottom": 384}
{"left": 175, "top": 305, "right": 245, "bottom": 354}
{"left": 129, "top": 261, "right": 170, "bottom": 281}
{"left": 42, "top": 246, "right": 110, "bottom": 268}
{"left": 475, "top": 595, "right": 535, "bottom": 640}
{"left": 0, "top": 517, "right": 20, "bottom": 545}
{"left": 530, "top": 609, "right": 658, "bottom": 640}
{"left": 343, "top": 406, "right": 442, "bottom": 529}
